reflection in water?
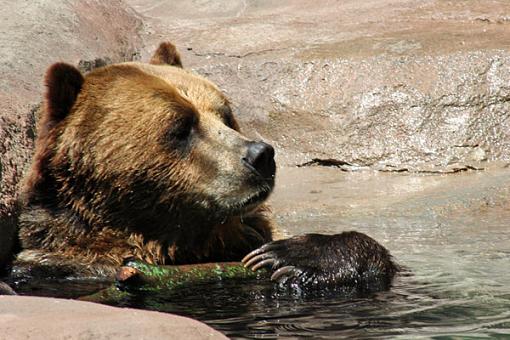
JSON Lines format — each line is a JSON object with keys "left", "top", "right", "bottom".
{"left": 12, "top": 168, "right": 510, "bottom": 338}
{"left": 15, "top": 272, "right": 510, "bottom": 339}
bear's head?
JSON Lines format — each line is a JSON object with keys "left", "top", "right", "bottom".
{"left": 26, "top": 42, "right": 276, "bottom": 231}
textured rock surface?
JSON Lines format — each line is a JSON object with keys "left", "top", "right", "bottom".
{"left": 0, "top": 295, "right": 227, "bottom": 340}
{"left": 0, "top": 0, "right": 143, "bottom": 267}
{"left": 127, "top": 0, "right": 510, "bottom": 167}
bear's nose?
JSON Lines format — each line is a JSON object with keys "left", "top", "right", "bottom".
{"left": 243, "top": 141, "right": 276, "bottom": 180}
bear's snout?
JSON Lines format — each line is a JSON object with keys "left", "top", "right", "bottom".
{"left": 243, "top": 141, "right": 276, "bottom": 180}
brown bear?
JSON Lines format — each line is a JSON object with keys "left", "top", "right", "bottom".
{"left": 13, "top": 42, "right": 397, "bottom": 289}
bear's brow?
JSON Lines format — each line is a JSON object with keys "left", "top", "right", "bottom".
{"left": 141, "top": 80, "right": 200, "bottom": 120}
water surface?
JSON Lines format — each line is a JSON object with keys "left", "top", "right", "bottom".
{"left": 15, "top": 167, "right": 510, "bottom": 339}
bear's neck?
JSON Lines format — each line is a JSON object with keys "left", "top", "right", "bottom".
{"left": 20, "top": 170, "right": 273, "bottom": 267}
{"left": 19, "top": 202, "right": 270, "bottom": 268}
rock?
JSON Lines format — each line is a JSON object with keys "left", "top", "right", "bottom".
{"left": 126, "top": 0, "right": 510, "bottom": 167}
{"left": 469, "top": 147, "right": 488, "bottom": 162}
{"left": 0, "top": 281, "right": 16, "bottom": 295}
{"left": 0, "top": 295, "right": 226, "bottom": 339}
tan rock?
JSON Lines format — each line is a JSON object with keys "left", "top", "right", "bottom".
{"left": 127, "top": 0, "right": 510, "bottom": 167}
{"left": 0, "top": 296, "right": 226, "bottom": 340}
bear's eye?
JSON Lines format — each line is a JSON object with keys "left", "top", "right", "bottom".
{"left": 220, "top": 105, "right": 236, "bottom": 129}
{"left": 167, "top": 114, "right": 196, "bottom": 150}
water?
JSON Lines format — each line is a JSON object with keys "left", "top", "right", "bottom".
{"left": 13, "top": 167, "right": 510, "bottom": 339}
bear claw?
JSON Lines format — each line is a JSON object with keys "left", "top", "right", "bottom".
{"left": 252, "top": 258, "right": 276, "bottom": 271}
{"left": 242, "top": 243, "right": 281, "bottom": 262}
{"left": 270, "top": 265, "right": 300, "bottom": 282}
{"left": 242, "top": 252, "right": 274, "bottom": 270}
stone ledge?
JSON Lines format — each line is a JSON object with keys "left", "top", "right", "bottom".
{"left": 0, "top": 295, "right": 226, "bottom": 340}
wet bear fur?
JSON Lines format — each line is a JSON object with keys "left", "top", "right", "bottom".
{"left": 243, "top": 232, "right": 398, "bottom": 289}
{"left": 17, "top": 43, "right": 275, "bottom": 277}
{"left": 15, "top": 42, "right": 398, "bottom": 288}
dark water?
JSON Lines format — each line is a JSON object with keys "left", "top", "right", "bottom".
{"left": 11, "top": 169, "right": 510, "bottom": 338}
{"left": 14, "top": 267, "right": 510, "bottom": 339}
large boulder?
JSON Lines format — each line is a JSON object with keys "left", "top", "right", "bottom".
{"left": 0, "top": 295, "right": 226, "bottom": 339}
{"left": 127, "top": 0, "right": 510, "bottom": 167}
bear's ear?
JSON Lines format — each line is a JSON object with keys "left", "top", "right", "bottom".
{"left": 150, "top": 42, "right": 183, "bottom": 68}
{"left": 44, "top": 62, "right": 84, "bottom": 126}
{"left": 23, "top": 63, "right": 83, "bottom": 203}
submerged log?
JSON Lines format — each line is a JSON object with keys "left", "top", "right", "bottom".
{"left": 79, "top": 261, "right": 267, "bottom": 303}
{"left": 116, "top": 261, "right": 267, "bottom": 291}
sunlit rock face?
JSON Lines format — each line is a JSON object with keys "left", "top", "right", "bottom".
{"left": 126, "top": 0, "right": 510, "bottom": 168}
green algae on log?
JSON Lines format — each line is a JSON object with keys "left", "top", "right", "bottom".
{"left": 117, "top": 261, "right": 267, "bottom": 291}
{"left": 79, "top": 261, "right": 267, "bottom": 303}
{"left": 78, "top": 285, "right": 131, "bottom": 304}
